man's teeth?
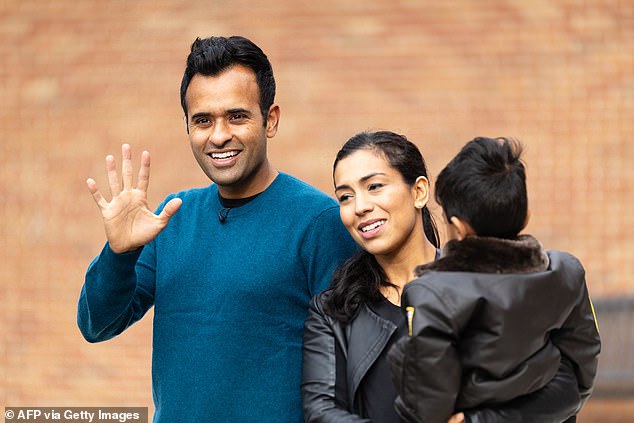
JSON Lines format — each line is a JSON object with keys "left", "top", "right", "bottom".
{"left": 362, "top": 221, "right": 385, "bottom": 232}
{"left": 212, "top": 151, "right": 238, "bottom": 159}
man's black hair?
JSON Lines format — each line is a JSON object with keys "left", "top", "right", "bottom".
{"left": 180, "top": 36, "right": 275, "bottom": 123}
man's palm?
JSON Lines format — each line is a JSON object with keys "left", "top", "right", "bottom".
{"left": 87, "top": 144, "right": 181, "bottom": 253}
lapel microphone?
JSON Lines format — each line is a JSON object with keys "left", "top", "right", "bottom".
{"left": 218, "top": 207, "right": 231, "bottom": 223}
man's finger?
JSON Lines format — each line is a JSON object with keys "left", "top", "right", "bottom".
{"left": 121, "top": 144, "right": 133, "bottom": 191}
{"left": 159, "top": 198, "right": 182, "bottom": 221}
{"left": 137, "top": 150, "right": 151, "bottom": 192}
{"left": 106, "top": 154, "right": 120, "bottom": 197}
{"left": 86, "top": 178, "right": 109, "bottom": 210}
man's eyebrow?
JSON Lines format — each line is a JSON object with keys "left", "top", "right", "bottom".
{"left": 226, "top": 108, "right": 250, "bottom": 115}
{"left": 189, "top": 108, "right": 251, "bottom": 121}
{"left": 190, "top": 112, "right": 210, "bottom": 121}
{"left": 334, "top": 172, "right": 386, "bottom": 192}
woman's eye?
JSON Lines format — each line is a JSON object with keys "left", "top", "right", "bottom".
{"left": 338, "top": 194, "right": 352, "bottom": 203}
{"left": 368, "top": 183, "right": 383, "bottom": 191}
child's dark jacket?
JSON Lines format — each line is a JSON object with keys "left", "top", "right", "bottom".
{"left": 388, "top": 235, "right": 601, "bottom": 423}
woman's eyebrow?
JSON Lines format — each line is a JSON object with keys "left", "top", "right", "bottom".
{"left": 359, "top": 172, "right": 386, "bottom": 183}
{"left": 334, "top": 172, "right": 386, "bottom": 192}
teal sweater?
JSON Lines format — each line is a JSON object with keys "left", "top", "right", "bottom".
{"left": 78, "top": 173, "right": 357, "bottom": 422}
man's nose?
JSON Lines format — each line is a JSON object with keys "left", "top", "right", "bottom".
{"left": 208, "top": 120, "right": 231, "bottom": 146}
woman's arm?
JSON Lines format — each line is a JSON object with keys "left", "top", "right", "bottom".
{"left": 302, "top": 295, "right": 371, "bottom": 423}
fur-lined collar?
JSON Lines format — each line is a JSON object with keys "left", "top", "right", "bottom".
{"left": 415, "top": 235, "right": 549, "bottom": 276}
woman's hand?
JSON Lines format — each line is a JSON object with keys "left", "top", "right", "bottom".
{"left": 448, "top": 412, "right": 465, "bottom": 423}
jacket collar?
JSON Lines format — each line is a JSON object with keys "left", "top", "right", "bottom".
{"left": 415, "top": 234, "right": 549, "bottom": 276}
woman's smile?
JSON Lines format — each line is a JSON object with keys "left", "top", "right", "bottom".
{"left": 358, "top": 218, "right": 386, "bottom": 238}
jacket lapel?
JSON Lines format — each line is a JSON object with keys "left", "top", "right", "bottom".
{"left": 346, "top": 304, "right": 398, "bottom": 411}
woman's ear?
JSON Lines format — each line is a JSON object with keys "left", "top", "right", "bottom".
{"left": 413, "top": 176, "right": 430, "bottom": 209}
{"left": 449, "top": 216, "right": 475, "bottom": 240}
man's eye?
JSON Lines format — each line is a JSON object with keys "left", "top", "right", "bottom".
{"left": 194, "top": 118, "right": 211, "bottom": 126}
{"left": 230, "top": 114, "right": 247, "bottom": 121}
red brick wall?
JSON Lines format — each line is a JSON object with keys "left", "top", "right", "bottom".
{"left": 1, "top": 0, "right": 632, "bottom": 420}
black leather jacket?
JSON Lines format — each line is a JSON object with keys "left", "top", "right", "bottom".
{"left": 388, "top": 236, "right": 600, "bottom": 423}
{"left": 302, "top": 289, "right": 584, "bottom": 423}
{"left": 303, "top": 294, "right": 397, "bottom": 422}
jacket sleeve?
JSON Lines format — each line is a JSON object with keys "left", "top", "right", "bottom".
{"left": 301, "top": 296, "right": 371, "bottom": 423}
{"left": 390, "top": 313, "right": 585, "bottom": 423}
{"left": 387, "top": 286, "right": 462, "bottom": 423}
{"left": 549, "top": 256, "right": 601, "bottom": 404}
{"left": 77, "top": 242, "right": 155, "bottom": 342}
{"left": 464, "top": 356, "right": 581, "bottom": 423}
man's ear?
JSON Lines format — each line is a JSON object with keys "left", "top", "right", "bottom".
{"left": 413, "top": 176, "right": 430, "bottom": 209}
{"left": 449, "top": 216, "right": 475, "bottom": 240}
{"left": 266, "top": 104, "right": 280, "bottom": 138}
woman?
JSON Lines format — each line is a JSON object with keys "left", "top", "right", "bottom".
{"left": 301, "top": 131, "right": 583, "bottom": 422}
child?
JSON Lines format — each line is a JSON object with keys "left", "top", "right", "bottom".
{"left": 388, "top": 137, "right": 601, "bottom": 423}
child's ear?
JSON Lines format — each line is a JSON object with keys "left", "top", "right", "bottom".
{"left": 522, "top": 209, "right": 531, "bottom": 231}
{"left": 413, "top": 176, "right": 429, "bottom": 209}
{"left": 449, "top": 216, "right": 475, "bottom": 240}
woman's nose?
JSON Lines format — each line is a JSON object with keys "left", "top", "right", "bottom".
{"left": 354, "top": 195, "right": 373, "bottom": 216}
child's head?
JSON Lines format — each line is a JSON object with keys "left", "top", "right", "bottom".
{"left": 435, "top": 137, "right": 528, "bottom": 240}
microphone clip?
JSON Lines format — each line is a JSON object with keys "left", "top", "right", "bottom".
{"left": 218, "top": 207, "right": 231, "bottom": 223}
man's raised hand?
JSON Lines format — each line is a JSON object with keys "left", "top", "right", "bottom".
{"left": 86, "top": 144, "right": 182, "bottom": 253}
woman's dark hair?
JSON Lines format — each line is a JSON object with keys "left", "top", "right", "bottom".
{"left": 180, "top": 36, "right": 276, "bottom": 123}
{"left": 435, "top": 137, "right": 527, "bottom": 239}
{"left": 324, "top": 131, "right": 440, "bottom": 324}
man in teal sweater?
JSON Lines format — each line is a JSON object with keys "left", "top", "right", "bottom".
{"left": 78, "top": 36, "right": 357, "bottom": 422}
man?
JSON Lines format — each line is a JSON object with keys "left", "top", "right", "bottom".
{"left": 78, "top": 36, "right": 357, "bottom": 422}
